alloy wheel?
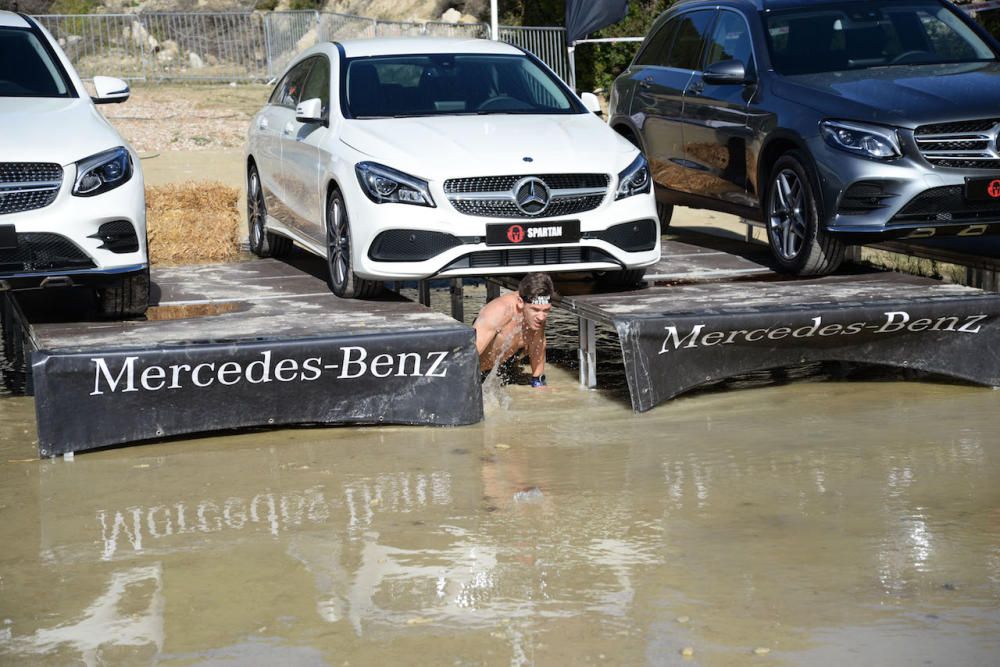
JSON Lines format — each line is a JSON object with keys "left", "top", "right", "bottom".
{"left": 768, "top": 168, "right": 807, "bottom": 261}
{"left": 248, "top": 169, "right": 265, "bottom": 251}
{"left": 327, "top": 194, "right": 350, "bottom": 291}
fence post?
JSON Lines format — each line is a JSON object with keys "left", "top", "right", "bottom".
{"left": 139, "top": 14, "right": 148, "bottom": 81}
{"left": 262, "top": 13, "right": 272, "bottom": 80}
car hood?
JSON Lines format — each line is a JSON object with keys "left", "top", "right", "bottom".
{"left": 773, "top": 62, "right": 1000, "bottom": 129}
{"left": 338, "top": 113, "right": 638, "bottom": 180}
{"left": 0, "top": 97, "right": 127, "bottom": 165}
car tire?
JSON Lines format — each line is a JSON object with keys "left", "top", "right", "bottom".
{"left": 326, "top": 188, "right": 382, "bottom": 299}
{"left": 96, "top": 268, "right": 150, "bottom": 319}
{"left": 597, "top": 267, "right": 647, "bottom": 289}
{"left": 247, "top": 164, "right": 292, "bottom": 258}
{"left": 765, "top": 151, "right": 844, "bottom": 276}
{"left": 657, "top": 200, "right": 673, "bottom": 229}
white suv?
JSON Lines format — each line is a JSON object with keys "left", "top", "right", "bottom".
{"left": 246, "top": 38, "right": 659, "bottom": 298}
{"left": 0, "top": 11, "right": 148, "bottom": 317}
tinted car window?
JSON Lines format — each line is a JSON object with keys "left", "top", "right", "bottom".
{"left": 300, "top": 55, "right": 330, "bottom": 111}
{"left": 766, "top": 0, "right": 996, "bottom": 75}
{"left": 270, "top": 58, "right": 314, "bottom": 109}
{"left": 0, "top": 27, "right": 72, "bottom": 97}
{"left": 666, "top": 10, "right": 716, "bottom": 70}
{"left": 634, "top": 18, "right": 680, "bottom": 67}
{"left": 704, "top": 10, "right": 754, "bottom": 71}
{"left": 345, "top": 54, "right": 579, "bottom": 118}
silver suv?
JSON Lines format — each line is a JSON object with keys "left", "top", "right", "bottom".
{"left": 609, "top": 0, "right": 1000, "bottom": 275}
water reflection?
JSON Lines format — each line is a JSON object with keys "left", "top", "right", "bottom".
{"left": 2, "top": 365, "right": 1000, "bottom": 663}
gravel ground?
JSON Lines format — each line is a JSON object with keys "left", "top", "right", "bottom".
{"left": 100, "top": 82, "right": 271, "bottom": 153}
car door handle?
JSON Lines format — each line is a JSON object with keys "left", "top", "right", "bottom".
{"left": 688, "top": 81, "right": 705, "bottom": 96}
{"left": 283, "top": 122, "right": 294, "bottom": 136}
{"left": 639, "top": 77, "right": 653, "bottom": 89}
{"left": 257, "top": 117, "right": 268, "bottom": 130}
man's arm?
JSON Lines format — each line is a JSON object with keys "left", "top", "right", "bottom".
{"left": 525, "top": 327, "right": 546, "bottom": 379}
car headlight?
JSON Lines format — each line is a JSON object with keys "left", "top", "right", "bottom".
{"left": 73, "top": 147, "right": 133, "bottom": 197}
{"left": 820, "top": 120, "right": 901, "bottom": 160}
{"left": 355, "top": 162, "right": 435, "bottom": 207}
{"left": 615, "top": 153, "right": 651, "bottom": 200}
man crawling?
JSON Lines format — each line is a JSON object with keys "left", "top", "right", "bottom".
{"left": 474, "top": 273, "right": 557, "bottom": 387}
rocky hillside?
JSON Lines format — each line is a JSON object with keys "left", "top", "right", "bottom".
{"left": 3, "top": 0, "right": 487, "bottom": 22}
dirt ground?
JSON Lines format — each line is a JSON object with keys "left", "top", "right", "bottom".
{"left": 101, "top": 82, "right": 271, "bottom": 153}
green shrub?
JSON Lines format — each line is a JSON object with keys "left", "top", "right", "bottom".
{"left": 48, "top": 0, "right": 96, "bottom": 13}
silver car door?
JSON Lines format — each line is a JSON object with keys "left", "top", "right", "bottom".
{"left": 682, "top": 9, "right": 758, "bottom": 207}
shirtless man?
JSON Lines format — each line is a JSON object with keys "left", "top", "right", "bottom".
{"left": 474, "top": 273, "right": 556, "bottom": 387}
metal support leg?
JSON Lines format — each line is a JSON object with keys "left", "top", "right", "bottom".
{"left": 486, "top": 281, "right": 500, "bottom": 302}
{"left": 450, "top": 278, "right": 464, "bottom": 322}
{"left": 578, "top": 316, "right": 597, "bottom": 388}
{"left": 742, "top": 217, "right": 754, "bottom": 244}
{"left": 418, "top": 280, "right": 431, "bottom": 307}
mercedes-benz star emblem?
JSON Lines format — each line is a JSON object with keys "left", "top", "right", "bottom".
{"left": 513, "top": 177, "right": 550, "bottom": 216}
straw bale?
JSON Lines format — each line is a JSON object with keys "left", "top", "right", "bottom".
{"left": 146, "top": 181, "right": 245, "bottom": 265}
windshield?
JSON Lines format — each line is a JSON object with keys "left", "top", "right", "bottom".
{"left": 765, "top": 0, "right": 997, "bottom": 75}
{"left": 0, "top": 26, "right": 73, "bottom": 97}
{"left": 343, "top": 53, "right": 580, "bottom": 118}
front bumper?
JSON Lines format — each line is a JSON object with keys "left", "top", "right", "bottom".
{"left": 0, "top": 157, "right": 147, "bottom": 282}
{"left": 811, "top": 133, "right": 1000, "bottom": 239}
{"left": 342, "top": 180, "right": 661, "bottom": 281}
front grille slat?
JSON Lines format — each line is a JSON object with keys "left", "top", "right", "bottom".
{"left": 913, "top": 120, "right": 1000, "bottom": 169}
{"left": 443, "top": 246, "right": 612, "bottom": 272}
{"left": 444, "top": 173, "right": 610, "bottom": 219}
{"left": 0, "top": 162, "right": 63, "bottom": 215}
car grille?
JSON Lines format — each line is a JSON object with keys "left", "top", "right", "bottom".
{"left": 889, "top": 186, "right": 1000, "bottom": 225}
{"left": 0, "top": 163, "right": 63, "bottom": 215}
{"left": 441, "top": 246, "right": 617, "bottom": 271}
{"left": 0, "top": 233, "right": 94, "bottom": 273}
{"left": 444, "top": 173, "right": 609, "bottom": 219}
{"left": 913, "top": 119, "right": 1000, "bottom": 169}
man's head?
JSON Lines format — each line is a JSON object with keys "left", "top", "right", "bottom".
{"left": 517, "top": 273, "right": 557, "bottom": 331}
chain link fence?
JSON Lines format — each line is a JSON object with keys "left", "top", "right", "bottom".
{"left": 33, "top": 11, "right": 572, "bottom": 88}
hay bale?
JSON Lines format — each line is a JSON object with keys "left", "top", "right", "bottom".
{"left": 146, "top": 181, "right": 244, "bottom": 266}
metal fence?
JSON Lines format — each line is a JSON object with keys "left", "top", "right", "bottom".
{"left": 32, "top": 11, "right": 572, "bottom": 87}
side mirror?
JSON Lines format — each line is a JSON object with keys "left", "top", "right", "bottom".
{"left": 295, "top": 97, "right": 325, "bottom": 124}
{"left": 702, "top": 59, "right": 751, "bottom": 85}
{"left": 91, "top": 76, "right": 130, "bottom": 104}
{"left": 580, "top": 91, "right": 603, "bottom": 116}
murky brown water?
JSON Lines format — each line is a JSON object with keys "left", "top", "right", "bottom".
{"left": 2, "top": 285, "right": 1000, "bottom": 666}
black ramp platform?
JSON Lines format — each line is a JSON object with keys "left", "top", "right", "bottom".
{"left": 557, "top": 240, "right": 1000, "bottom": 412}
{"left": 28, "top": 259, "right": 483, "bottom": 457}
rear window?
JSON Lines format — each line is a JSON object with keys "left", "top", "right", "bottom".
{"left": 0, "top": 27, "right": 73, "bottom": 97}
{"left": 766, "top": 0, "right": 997, "bottom": 75}
{"left": 343, "top": 53, "right": 580, "bottom": 118}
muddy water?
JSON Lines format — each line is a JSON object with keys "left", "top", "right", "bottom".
{"left": 2, "top": 290, "right": 1000, "bottom": 666}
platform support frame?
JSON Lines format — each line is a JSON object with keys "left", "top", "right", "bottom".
{"left": 578, "top": 316, "right": 597, "bottom": 388}
{"left": 450, "top": 278, "right": 464, "bottom": 322}
{"left": 418, "top": 280, "right": 431, "bottom": 307}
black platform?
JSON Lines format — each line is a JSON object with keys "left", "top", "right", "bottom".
{"left": 8, "top": 259, "right": 483, "bottom": 457}
{"left": 547, "top": 240, "right": 1000, "bottom": 412}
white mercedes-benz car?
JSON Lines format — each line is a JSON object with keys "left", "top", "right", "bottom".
{"left": 0, "top": 11, "right": 148, "bottom": 317}
{"left": 246, "top": 38, "right": 660, "bottom": 298}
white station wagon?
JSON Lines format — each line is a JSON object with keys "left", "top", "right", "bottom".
{"left": 245, "top": 37, "right": 660, "bottom": 298}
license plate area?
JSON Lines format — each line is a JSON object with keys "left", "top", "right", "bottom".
{"left": 486, "top": 220, "right": 581, "bottom": 246}
{"left": 964, "top": 176, "right": 1000, "bottom": 202}
{"left": 0, "top": 226, "right": 15, "bottom": 250}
